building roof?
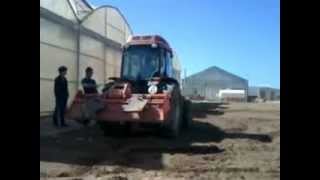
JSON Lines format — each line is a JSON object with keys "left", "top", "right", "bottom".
{"left": 67, "top": 0, "right": 133, "bottom": 34}
{"left": 185, "top": 66, "right": 248, "bottom": 84}
{"left": 126, "top": 35, "right": 172, "bottom": 52}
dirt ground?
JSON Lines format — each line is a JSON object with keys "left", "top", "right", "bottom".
{"left": 40, "top": 102, "right": 280, "bottom": 180}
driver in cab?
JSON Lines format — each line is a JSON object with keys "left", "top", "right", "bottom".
{"left": 144, "top": 54, "right": 159, "bottom": 79}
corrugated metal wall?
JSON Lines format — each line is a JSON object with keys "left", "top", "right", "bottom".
{"left": 248, "top": 87, "right": 280, "bottom": 101}
{"left": 183, "top": 81, "right": 249, "bottom": 100}
{"left": 40, "top": 0, "right": 132, "bottom": 116}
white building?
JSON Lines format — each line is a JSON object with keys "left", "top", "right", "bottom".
{"left": 40, "top": 0, "right": 133, "bottom": 116}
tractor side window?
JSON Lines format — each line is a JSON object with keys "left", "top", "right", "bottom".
{"left": 160, "top": 48, "right": 166, "bottom": 76}
{"left": 165, "top": 51, "right": 173, "bottom": 78}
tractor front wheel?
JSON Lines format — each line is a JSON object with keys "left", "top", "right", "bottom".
{"left": 162, "top": 87, "right": 182, "bottom": 138}
{"left": 182, "top": 99, "right": 193, "bottom": 129}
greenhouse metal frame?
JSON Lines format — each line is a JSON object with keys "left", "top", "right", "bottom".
{"left": 40, "top": 0, "right": 133, "bottom": 116}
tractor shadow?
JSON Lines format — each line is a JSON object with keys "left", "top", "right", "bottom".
{"left": 191, "top": 102, "right": 227, "bottom": 118}
{"left": 40, "top": 103, "right": 272, "bottom": 172}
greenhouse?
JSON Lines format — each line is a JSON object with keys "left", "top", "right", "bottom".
{"left": 40, "top": 0, "right": 133, "bottom": 116}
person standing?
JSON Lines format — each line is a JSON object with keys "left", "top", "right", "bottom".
{"left": 81, "top": 67, "right": 98, "bottom": 94}
{"left": 53, "top": 66, "right": 69, "bottom": 127}
{"left": 80, "top": 67, "right": 100, "bottom": 125}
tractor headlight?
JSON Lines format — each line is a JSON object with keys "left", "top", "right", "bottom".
{"left": 148, "top": 85, "right": 158, "bottom": 95}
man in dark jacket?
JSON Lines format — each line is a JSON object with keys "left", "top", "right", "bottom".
{"left": 81, "top": 67, "right": 98, "bottom": 94}
{"left": 53, "top": 66, "right": 69, "bottom": 127}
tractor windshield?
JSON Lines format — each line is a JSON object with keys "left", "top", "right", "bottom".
{"left": 121, "top": 45, "right": 162, "bottom": 81}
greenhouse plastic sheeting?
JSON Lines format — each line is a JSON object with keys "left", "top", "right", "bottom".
{"left": 40, "top": 43, "right": 78, "bottom": 81}
{"left": 40, "top": 2, "right": 133, "bottom": 115}
{"left": 40, "top": 0, "right": 77, "bottom": 21}
{"left": 82, "top": 8, "right": 106, "bottom": 36}
{"left": 40, "top": 18, "right": 77, "bottom": 51}
{"left": 80, "top": 35, "right": 105, "bottom": 59}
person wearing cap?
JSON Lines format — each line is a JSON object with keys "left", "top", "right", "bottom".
{"left": 53, "top": 66, "right": 69, "bottom": 127}
{"left": 81, "top": 67, "right": 98, "bottom": 94}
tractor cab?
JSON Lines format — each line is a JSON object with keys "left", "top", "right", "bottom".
{"left": 117, "top": 35, "right": 178, "bottom": 94}
{"left": 122, "top": 37, "right": 173, "bottom": 81}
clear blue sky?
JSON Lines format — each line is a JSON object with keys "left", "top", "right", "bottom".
{"left": 89, "top": 0, "right": 280, "bottom": 88}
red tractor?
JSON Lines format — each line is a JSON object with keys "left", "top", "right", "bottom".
{"left": 67, "top": 35, "right": 192, "bottom": 138}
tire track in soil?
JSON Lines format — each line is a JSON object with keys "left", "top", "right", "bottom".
{"left": 41, "top": 103, "right": 280, "bottom": 180}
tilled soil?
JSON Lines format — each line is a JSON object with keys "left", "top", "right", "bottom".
{"left": 40, "top": 102, "right": 280, "bottom": 180}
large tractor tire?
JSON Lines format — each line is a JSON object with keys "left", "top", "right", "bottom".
{"left": 182, "top": 99, "right": 193, "bottom": 129}
{"left": 162, "top": 86, "right": 182, "bottom": 138}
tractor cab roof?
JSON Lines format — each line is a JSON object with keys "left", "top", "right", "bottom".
{"left": 125, "top": 35, "right": 172, "bottom": 53}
